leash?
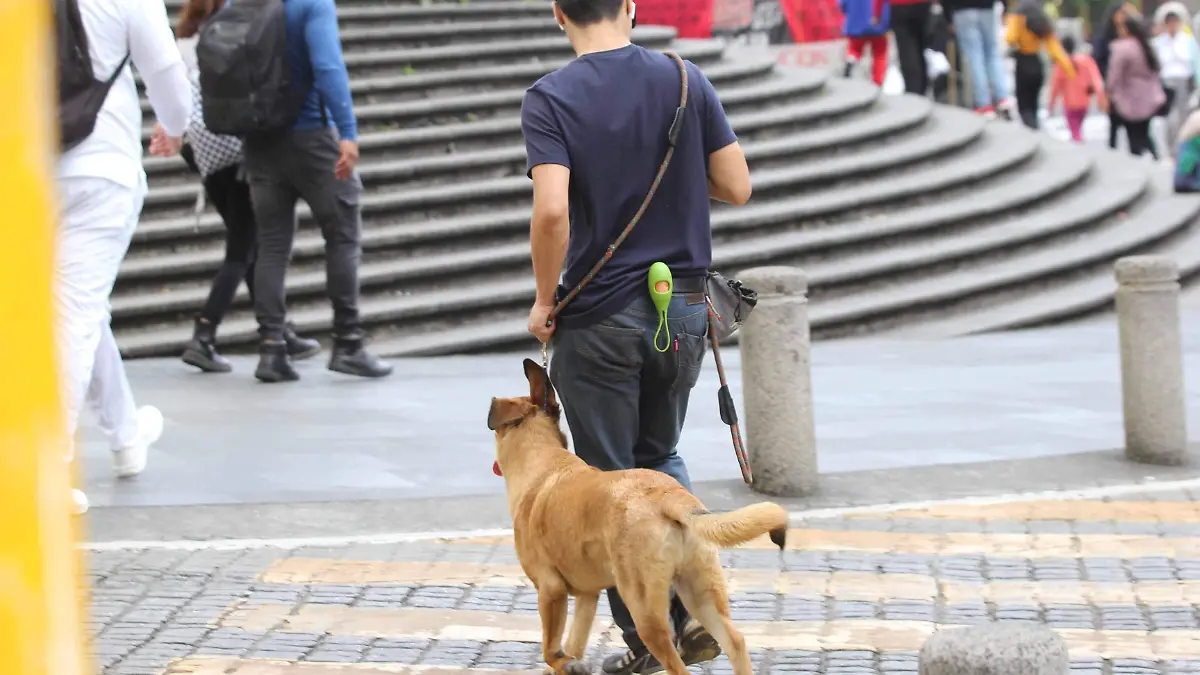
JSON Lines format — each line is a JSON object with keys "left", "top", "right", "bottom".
{"left": 534, "top": 53, "right": 754, "bottom": 485}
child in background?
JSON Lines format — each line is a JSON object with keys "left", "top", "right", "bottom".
{"left": 1048, "top": 35, "right": 1107, "bottom": 142}
{"left": 841, "top": 0, "right": 892, "bottom": 85}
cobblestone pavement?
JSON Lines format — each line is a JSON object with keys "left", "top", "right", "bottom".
{"left": 89, "top": 487, "right": 1200, "bottom": 675}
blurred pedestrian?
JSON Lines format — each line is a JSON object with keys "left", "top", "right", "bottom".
{"left": 1006, "top": 0, "right": 1076, "bottom": 129}
{"left": 1153, "top": 3, "right": 1200, "bottom": 154}
{"left": 1048, "top": 35, "right": 1108, "bottom": 142}
{"left": 841, "top": 0, "right": 892, "bottom": 85}
{"left": 1107, "top": 15, "right": 1168, "bottom": 156}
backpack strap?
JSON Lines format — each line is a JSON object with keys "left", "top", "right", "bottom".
{"left": 105, "top": 53, "right": 131, "bottom": 86}
{"left": 547, "top": 51, "right": 689, "bottom": 323}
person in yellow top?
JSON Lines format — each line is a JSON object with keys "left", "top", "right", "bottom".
{"left": 1007, "top": 0, "right": 1076, "bottom": 128}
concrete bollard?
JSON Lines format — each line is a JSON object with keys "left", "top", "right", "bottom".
{"left": 1115, "top": 256, "right": 1188, "bottom": 466}
{"left": 736, "top": 266, "right": 817, "bottom": 497}
{"left": 918, "top": 623, "right": 1069, "bottom": 675}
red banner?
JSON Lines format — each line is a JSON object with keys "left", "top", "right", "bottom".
{"left": 647, "top": 0, "right": 846, "bottom": 44}
{"left": 638, "top": 0, "right": 716, "bottom": 38}
{"left": 778, "top": 0, "right": 843, "bottom": 43}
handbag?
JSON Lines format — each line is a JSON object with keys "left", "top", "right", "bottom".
{"left": 1157, "top": 80, "right": 1177, "bottom": 118}
{"left": 184, "top": 74, "right": 243, "bottom": 178}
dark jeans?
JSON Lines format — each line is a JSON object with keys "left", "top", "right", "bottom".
{"left": 242, "top": 128, "right": 364, "bottom": 342}
{"left": 1110, "top": 109, "right": 1160, "bottom": 159}
{"left": 199, "top": 163, "right": 257, "bottom": 325}
{"left": 891, "top": 2, "right": 931, "bottom": 95}
{"left": 548, "top": 292, "right": 709, "bottom": 653}
{"left": 1014, "top": 53, "right": 1044, "bottom": 130}
{"left": 1125, "top": 117, "right": 1153, "bottom": 157}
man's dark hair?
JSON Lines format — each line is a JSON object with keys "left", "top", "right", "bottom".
{"left": 556, "top": 0, "right": 625, "bottom": 26}
{"left": 1062, "top": 35, "right": 1076, "bottom": 54}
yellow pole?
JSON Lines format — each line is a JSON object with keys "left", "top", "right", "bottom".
{"left": 0, "top": 0, "right": 86, "bottom": 674}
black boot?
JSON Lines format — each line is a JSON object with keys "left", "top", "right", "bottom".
{"left": 254, "top": 341, "right": 299, "bottom": 383}
{"left": 284, "top": 323, "right": 321, "bottom": 360}
{"left": 328, "top": 335, "right": 393, "bottom": 378}
{"left": 843, "top": 58, "right": 856, "bottom": 79}
{"left": 181, "top": 317, "right": 232, "bottom": 373}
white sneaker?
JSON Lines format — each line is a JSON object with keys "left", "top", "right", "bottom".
{"left": 72, "top": 489, "right": 90, "bottom": 515}
{"left": 113, "top": 405, "right": 163, "bottom": 479}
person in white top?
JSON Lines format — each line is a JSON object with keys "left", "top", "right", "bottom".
{"left": 1154, "top": 4, "right": 1200, "bottom": 154}
{"left": 56, "top": 0, "right": 193, "bottom": 514}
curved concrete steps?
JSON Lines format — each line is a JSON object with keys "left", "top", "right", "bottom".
{"left": 114, "top": 3, "right": 1200, "bottom": 358}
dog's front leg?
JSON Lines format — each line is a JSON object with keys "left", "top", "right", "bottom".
{"left": 565, "top": 593, "right": 599, "bottom": 660}
{"left": 537, "top": 581, "right": 590, "bottom": 675}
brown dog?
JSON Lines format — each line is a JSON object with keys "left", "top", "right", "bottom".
{"left": 487, "top": 359, "right": 788, "bottom": 675}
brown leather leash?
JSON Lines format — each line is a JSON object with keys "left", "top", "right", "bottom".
{"left": 535, "top": 52, "right": 754, "bottom": 485}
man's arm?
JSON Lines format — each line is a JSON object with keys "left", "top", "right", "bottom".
{"left": 697, "top": 67, "right": 751, "bottom": 205}
{"left": 304, "top": 0, "right": 357, "bottom": 142}
{"left": 129, "top": 0, "right": 192, "bottom": 137}
{"left": 521, "top": 89, "right": 571, "bottom": 340}
{"left": 530, "top": 164, "right": 571, "bottom": 307}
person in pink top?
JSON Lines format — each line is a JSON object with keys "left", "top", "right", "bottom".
{"left": 1107, "top": 15, "right": 1168, "bottom": 156}
{"left": 1049, "top": 35, "right": 1108, "bottom": 143}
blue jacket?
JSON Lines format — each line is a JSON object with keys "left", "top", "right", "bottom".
{"left": 841, "top": 0, "right": 891, "bottom": 37}
{"left": 284, "top": 0, "right": 357, "bottom": 141}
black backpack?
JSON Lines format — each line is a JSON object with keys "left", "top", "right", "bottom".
{"left": 196, "top": 0, "right": 305, "bottom": 136}
{"left": 55, "top": 0, "right": 129, "bottom": 153}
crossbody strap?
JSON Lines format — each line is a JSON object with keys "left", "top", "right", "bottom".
{"left": 547, "top": 51, "right": 690, "bottom": 324}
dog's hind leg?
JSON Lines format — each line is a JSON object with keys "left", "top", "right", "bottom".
{"left": 622, "top": 580, "right": 689, "bottom": 675}
{"left": 565, "top": 593, "right": 599, "bottom": 660}
{"left": 537, "top": 577, "right": 590, "bottom": 675}
{"left": 676, "top": 561, "right": 752, "bottom": 675}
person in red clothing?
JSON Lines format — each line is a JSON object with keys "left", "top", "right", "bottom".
{"left": 890, "top": 0, "right": 931, "bottom": 94}
{"left": 842, "top": 0, "right": 892, "bottom": 84}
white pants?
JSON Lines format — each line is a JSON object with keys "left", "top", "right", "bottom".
{"left": 56, "top": 175, "right": 145, "bottom": 453}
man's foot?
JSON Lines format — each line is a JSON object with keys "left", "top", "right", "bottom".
{"left": 328, "top": 336, "right": 393, "bottom": 378}
{"left": 974, "top": 105, "right": 996, "bottom": 119}
{"left": 284, "top": 323, "right": 322, "bottom": 361}
{"left": 73, "top": 489, "right": 90, "bottom": 515}
{"left": 843, "top": 58, "right": 857, "bottom": 78}
{"left": 113, "top": 405, "right": 163, "bottom": 479}
{"left": 601, "top": 619, "right": 722, "bottom": 675}
{"left": 255, "top": 341, "right": 300, "bottom": 383}
{"left": 181, "top": 317, "right": 232, "bottom": 373}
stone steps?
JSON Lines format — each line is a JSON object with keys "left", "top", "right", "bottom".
{"left": 882, "top": 165, "right": 1200, "bottom": 339}
{"left": 113, "top": 8, "right": 1200, "bottom": 358}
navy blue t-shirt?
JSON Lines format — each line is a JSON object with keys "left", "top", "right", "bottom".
{"left": 521, "top": 45, "right": 737, "bottom": 328}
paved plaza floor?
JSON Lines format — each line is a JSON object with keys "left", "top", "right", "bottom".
{"left": 88, "top": 483, "right": 1200, "bottom": 675}
{"left": 80, "top": 308, "right": 1200, "bottom": 674}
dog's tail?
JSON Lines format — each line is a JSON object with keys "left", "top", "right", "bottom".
{"left": 683, "top": 503, "right": 789, "bottom": 550}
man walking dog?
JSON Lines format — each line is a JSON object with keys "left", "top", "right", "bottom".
{"left": 521, "top": 0, "right": 752, "bottom": 671}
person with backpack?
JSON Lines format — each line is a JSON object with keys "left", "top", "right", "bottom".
{"left": 1006, "top": 0, "right": 1076, "bottom": 129}
{"left": 196, "top": 0, "right": 392, "bottom": 383}
{"left": 156, "top": 0, "right": 322, "bottom": 374}
{"left": 521, "top": 0, "right": 752, "bottom": 673}
{"left": 841, "top": 0, "right": 892, "bottom": 86}
{"left": 54, "top": 0, "right": 193, "bottom": 514}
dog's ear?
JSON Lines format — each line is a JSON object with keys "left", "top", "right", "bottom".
{"left": 522, "top": 358, "right": 557, "bottom": 409}
{"left": 487, "top": 397, "right": 528, "bottom": 431}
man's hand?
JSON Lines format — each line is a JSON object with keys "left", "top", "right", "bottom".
{"left": 527, "top": 303, "right": 556, "bottom": 344}
{"left": 335, "top": 140, "right": 359, "bottom": 180}
{"left": 148, "top": 122, "right": 183, "bottom": 157}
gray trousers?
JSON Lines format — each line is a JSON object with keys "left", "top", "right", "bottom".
{"left": 242, "top": 127, "right": 364, "bottom": 342}
{"left": 549, "top": 291, "right": 708, "bottom": 651}
{"left": 1164, "top": 76, "right": 1195, "bottom": 157}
